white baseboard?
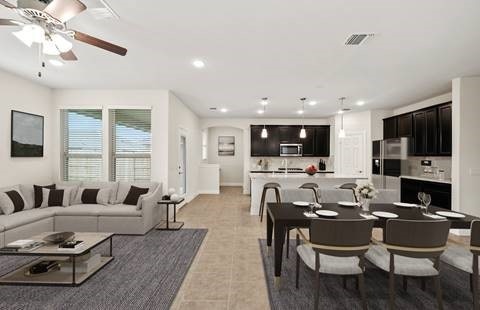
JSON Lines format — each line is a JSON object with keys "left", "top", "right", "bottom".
{"left": 220, "top": 183, "right": 243, "bottom": 187}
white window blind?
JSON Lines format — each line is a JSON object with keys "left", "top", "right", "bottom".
{"left": 110, "top": 109, "right": 152, "bottom": 181}
{"left": 62, "top": 109, "right": 103, "bottom": 181}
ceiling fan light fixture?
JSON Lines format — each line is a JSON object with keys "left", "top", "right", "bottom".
{"left": 12, "top": 29, "right": 33, "bottom": 47}
{"left": 43, "top": 39, "right": 60, "bottom": 55}
{"left": 51, "top": 34, "right": 73, "bottom": 53}
{"left": 24, "top": 24, "right": 45, "bottom": 43}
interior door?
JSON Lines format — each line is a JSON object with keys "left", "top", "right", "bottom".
{"left": 179, "top": 135, "right": 187, "bottom": 195}
{"left": 339, "top": 131, "right": 366, "bottom": 177}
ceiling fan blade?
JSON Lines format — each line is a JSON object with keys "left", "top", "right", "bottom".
{"left": 0, "top": 0, "right": 15, "bottom": 9}
{"left": 60, "top": 50, "right": 78, "bottom": 61}
{"left": 0, "top": 19, "right": 22, "bottom": 26}
{"left": 44, "top": 0, "right": 86, "bottom": 23}
{"left": 73, "top": 31, "right": 127, "bottom": 56}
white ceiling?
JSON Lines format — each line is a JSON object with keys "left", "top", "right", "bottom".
{"left": 0, "top": 0, "right": 479, "bottom": 118}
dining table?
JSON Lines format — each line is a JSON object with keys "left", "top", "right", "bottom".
{"left": 266, "top": 202, "right": 479, "bottom": 285}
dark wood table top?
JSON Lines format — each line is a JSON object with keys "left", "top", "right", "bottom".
{"left": 267, "top": 202, "right": 478, "bottom": 229}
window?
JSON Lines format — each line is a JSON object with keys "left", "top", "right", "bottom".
{"left": 62, "top": 109, "right": 103, "bottom": 181}
{"left": 110, "top": 109, "right": 152, "bottom": 181}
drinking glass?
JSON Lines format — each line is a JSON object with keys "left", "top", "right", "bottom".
{"left": 417, "top": 192, "right": 425, "bottom": 208}
{"left": 423, "top": 194, "right": 432, "bottom": 214}
{"left": 309, "top": 202, "right": 315, "bottom": 215}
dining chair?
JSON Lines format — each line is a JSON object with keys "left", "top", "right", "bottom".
{"left": 281, "top": 188, "right": 317, "bottom": 258}
{"left": 296, "top": 218, "right": 375, "bottom": 310}
{"left": 339, "top": 183, "right": 358, "bottom": 202}
{"left": 441, "top": 220, "right": 480, "bottom": 309}
{"left": 299, "top": 183, "right": 320, "bottom": 203}
{"left": 365, "top": 219, "right": 451, "bottom": 310}
{"left": 319, "top": 188, "right": 355, "bottom": 203}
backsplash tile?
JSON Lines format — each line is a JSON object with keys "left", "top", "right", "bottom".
{"left": 406, "top": 157, "right": 452, "bottom": 178}
{"left": 250, "top": 157, "right": 334, "bottom": 171}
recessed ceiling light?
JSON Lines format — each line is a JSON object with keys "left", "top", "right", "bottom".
{"left": 260, "top": 98, "right": 269, "bottom": 106}
{"left": 257, "top": 109, "right": 264, "bottom": 114}
{"left": 338, "top": 110, "right": 344, "bottom": 114}
{"left": 308, "top": 100, "right": 317, "bottom": 106}
{"left": 356, "top": 100, "right": 365, "bottom": 106}
{"left": 49, "top": 59, "right": 64, "bottom": 67}
{"left": 220, "top": 108, "right": 228, "bottom": 113}
{"left": 192, "top": 59, "right": 205, "bottom": 68}
{"left": 297, "top": 110, "right": 304, "bottom": 115}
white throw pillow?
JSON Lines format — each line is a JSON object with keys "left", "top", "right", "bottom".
{"left": 0, "top": 188, "right": 27, "bottom": 215}
{"left": 74, "top": 187, "right": 111, "bottom": 206}
{"left": 57, "top": 185, "right": 79, "bottom": 205}
{"left": 41, "top": 188, "right": 72, "bottom": 208}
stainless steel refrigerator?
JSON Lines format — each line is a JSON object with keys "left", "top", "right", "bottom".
{"left": 372, "top": 138, "right": 411, "bottom": 192}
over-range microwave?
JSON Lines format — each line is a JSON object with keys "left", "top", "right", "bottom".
{"left": 280, "top": 144, "right": 303, "bottom": 157}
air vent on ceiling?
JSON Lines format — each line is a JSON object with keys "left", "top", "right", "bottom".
{"left": 209, "top": 107, "right": 217, "bottom": 111}
{"left": 345, "top": 34, "right": 374, "bottom": 46}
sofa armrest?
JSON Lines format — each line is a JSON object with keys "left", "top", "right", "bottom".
{"left": 140, "top": 184, "right": 163, "bottom": 231}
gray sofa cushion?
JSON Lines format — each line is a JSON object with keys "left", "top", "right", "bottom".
{"left": 81, "top": 182, "right": 119, "bottom": 204}
{"left": 100, "top": 204, "right": 142, "bottom": 217}
{"left": 0, "top": 208, "right": 56, "bottom": 230}
{"left": 116, "top": 182, "right": 158, "bottom": 204}
{"left": 54, "top": 204, "right": 104, "bottom": 216}
{"left": 19, "top": 184, "right": 35, "bottom": 210}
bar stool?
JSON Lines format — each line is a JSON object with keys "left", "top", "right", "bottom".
{"left": 299, "top": 183, "right": 320, "bottom": 203}
{"left": 259, "top": 182, "right": 281, "bottom": 222}
{"left": 339, "top": 182, "right": 358, "bottom": 202}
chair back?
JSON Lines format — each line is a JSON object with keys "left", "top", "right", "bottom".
{"left": 299, "top": 183, "right": 319, "bottom": 189}
{"left": 281, "top": 189, "right": 316, "bottom": 203}
{"left": 371, "top": 189, "right": 399, "bottom": 204}
{"left": 339, "top": 183, "right": 358, "bottom": 190}
{"left": 309, "top": 219, "right": 374, "bottom": 257}
{"left": 319, "top": 188, "right": 355, "bottom": 203}
{"left": 470, "top": 220, "right": 480, "bottom": 254}
{"left": 385, "top": 219, "right": 451, "bottom": 258}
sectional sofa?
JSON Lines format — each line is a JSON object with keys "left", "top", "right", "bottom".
{"left": 0, "top": 181, "right": 163, "bottom": 248}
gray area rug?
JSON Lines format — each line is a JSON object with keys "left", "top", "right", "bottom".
{"left": 0, "top": 229, "right": 207, "bottom": 310}
{"left": 259, "top": 239, "right": 473, "bottom": 309}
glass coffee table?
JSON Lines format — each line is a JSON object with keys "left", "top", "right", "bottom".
{"left": 0, "top": 232, "right": 114, "bottom": 286}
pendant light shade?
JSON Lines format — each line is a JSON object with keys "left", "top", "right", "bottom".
{"left": 338, "top": 97, "right": 347, "bottom": 139}
{"left": 299, "top": 98, "right": 306, "bottom": 139}
{"left": 338, "top": 128, "right": 346, "bottom": 138}
{"left": 261, "top": 126, "right": 268, "bottom": 139}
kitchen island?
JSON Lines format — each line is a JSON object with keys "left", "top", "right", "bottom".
{"left": 249, "top": 172, "right": 364, "bottom": 215}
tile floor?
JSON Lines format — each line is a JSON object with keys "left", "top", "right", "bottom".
{"left": 170, "top": 186, "right": 470, "bottom": 310}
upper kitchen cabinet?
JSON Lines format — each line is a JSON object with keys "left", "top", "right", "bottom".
{"left": 278, "top": 126, "right": 301, "bottom": 144}
{"left": 383, "top": 117, "right": 398, "bottom": 139}
{"left": 265, "top": 125, "right": 280, "bottom": 156}
{"left": 397, "top": 113, "right": 413, "bottom": 137}
{"left": 301, "top": 127, "right": 316, "bottom": 156}
{"left": 438, "top": 103, "right": 452, "bottom": 155}
{"left": 413, "top": 110, "right": 426, "bottom": 155}
{"left": 250, "top": 125, "right": 268, "bottom": 157}
{"left": 424, "top": 108, "right": 438, "bottom": 155}
{"left": 314, "top": 126, "right": 330, "bottom": 157}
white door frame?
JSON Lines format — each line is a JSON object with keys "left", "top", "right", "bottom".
{"left": 337, "top": 130, "right": 367, "bottom": 177}
{"left": 178, "top": 128, "right": 187, "bottom": 197}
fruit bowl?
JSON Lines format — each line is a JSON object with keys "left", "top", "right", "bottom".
{"left": 305, "top": 165, "right": 318, "bottom": 176}
{"left": 43, "top": 232, "right": 75, "bottom": 244}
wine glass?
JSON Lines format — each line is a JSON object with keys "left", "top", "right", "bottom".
{"left": 309, "top": 202, "right": 315, "bottom": 215}
{"left": 423, "top": 194, "right": 432, "bottom": 215}
{"left": 417, "top": 192, "right": 425, "bottom": 208}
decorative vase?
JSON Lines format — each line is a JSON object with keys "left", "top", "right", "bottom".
{"left": 170, "top": 193, "right": 180, "bottom": 201}
{"left": 360, "top": 197, "right": 371, "bottom": 212}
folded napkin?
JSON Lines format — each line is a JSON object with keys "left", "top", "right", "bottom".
{"left": 360, "top": 214, "right": 379, "bottom": 220}
{"left": 303, "top": 212, "right": 319, "bottom": 218}
{"left": 423, "top": 213, "right": 446, "bottom": 219}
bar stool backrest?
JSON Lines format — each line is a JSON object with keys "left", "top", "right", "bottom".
{"left": 470, "top": 220, "right": 480, "bottom": 254}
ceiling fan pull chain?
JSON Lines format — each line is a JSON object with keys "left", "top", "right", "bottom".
{"left": 38, "top": 42, "right": 43, "bottom": 78}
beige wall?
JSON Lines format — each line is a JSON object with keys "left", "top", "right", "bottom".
{"left": 0, "top": 69, "right": 53, "bottom": 187}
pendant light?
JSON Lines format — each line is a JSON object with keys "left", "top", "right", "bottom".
{"left": 338, "top": 97, "right": 346, "bottom": 139}
{"left": 260, "top": 98, "right": 268, "bottom": 139}
{"left": 299, "top": 98, "right": 307, "bottom": 139}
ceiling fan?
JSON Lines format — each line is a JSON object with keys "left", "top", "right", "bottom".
{"left": 0, "top": 0, "right": 127, "bottom": 62}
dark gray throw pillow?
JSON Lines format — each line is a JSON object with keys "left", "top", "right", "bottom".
{"left": 123, "top": 186, "right": 149, "bottom": 206}
{"left": 5, "top": 190, "right": 25, "bottom": 213}
{"left": 34, "top": 184, "right": 56, "bottom": 208}
{"left": 81, "top": 188, "right": 100, "bottom": 204}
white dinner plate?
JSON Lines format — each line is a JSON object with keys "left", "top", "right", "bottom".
{"left": 372, "top": 211, "right": 399, "bottom": 219}
{"left": 338, "top": 201, "right": 359, "bottom": 207}
{"left": 315, "top": 210, "right": 339, "bottom": 217}
{"left": 293, "top": 201, "right": 310, "bottom": 207}
{"left": 436, "top": 211, "right": 466, "bottom": 219}
{"left": 393, "top": 202, "right": 417, "bottom": 208}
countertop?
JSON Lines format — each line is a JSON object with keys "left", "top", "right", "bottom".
{"left": 400, "top": 175, "right": 452, "bottom": 184}
{"left": 249, "top": 173, "right": 365, "bottom": 180}
{"left": 250, "top": 170, "right": 335, "bottom": 174}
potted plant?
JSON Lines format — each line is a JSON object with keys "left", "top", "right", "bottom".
{"left": 355, "top": 183, "right": 378, "bottom": 212}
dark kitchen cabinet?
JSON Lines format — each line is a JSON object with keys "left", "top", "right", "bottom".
{"left": 265, "top": 126, "right": 279, "bottom": 156}
{"left": 413, "top": 111, "right": 426, "bottom": 155}
{"left": 250, "top": 125, "right": 268, "bottom": 156}
{"left": 397, "top": 113, "right": 413, "bottom": 137}
{"left": 301, "top": 127, "right": 316, "bottom": 156}
{"left": 438, "top": 103, "right": 452, "bottom": 155}
{"left": 383, "top": 117, "right": 398, "bottom": 139}
{"left": 314, "top": 126, "right": 330, "bottom": 156}
{"left": 425, "top": 108, "right": 438, "bottom": 155}
{"left": 401, "top": 177, "right": 451, "bottom": 210}
{"left": 279, "top": 126, "right": 301, "bottom": 144}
